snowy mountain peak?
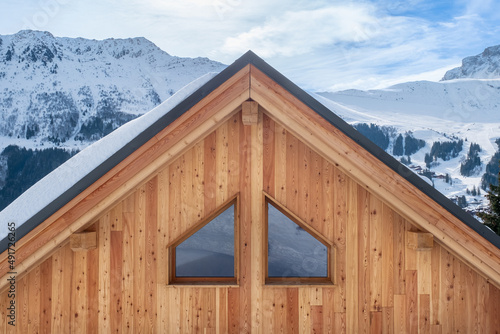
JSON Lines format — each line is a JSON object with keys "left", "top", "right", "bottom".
{"left": 0, "top": 30, "right": 226, "bottom": 146}
{"left": 442, "top": 44, "right": 500, "bottom": 80}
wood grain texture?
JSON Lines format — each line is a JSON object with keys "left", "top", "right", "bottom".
{"left": 2, "top": 67, "right": 500, "bottom": 333}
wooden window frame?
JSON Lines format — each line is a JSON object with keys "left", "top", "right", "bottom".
{"left": 168, "top": 195, "right": 239, "bottom": 285}
{"left": 264, "top": 194, "right": 335, "bottom": 285}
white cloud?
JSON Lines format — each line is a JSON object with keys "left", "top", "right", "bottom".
{"left": 221, "top": 5, "right": 383, "bottom": 57}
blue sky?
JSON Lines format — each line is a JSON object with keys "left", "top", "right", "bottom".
{"left": 1, "top": 0, "right": 500, "bottom": 91}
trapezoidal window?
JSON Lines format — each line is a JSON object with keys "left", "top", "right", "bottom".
{"left": 169, "top": 197, "right": 238, "bottom": 285}
{"left": 265, "top": 196, "right": 334, "bottom": 285}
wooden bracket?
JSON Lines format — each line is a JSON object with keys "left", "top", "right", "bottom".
{"left": 242, "top": 101, "right": 259, "bottom": 125}
{"left": 70, "top": 231, "right": 97, "bottom": 251}
{"left": 406, "top": 231, "right": 434, "bottom": 250}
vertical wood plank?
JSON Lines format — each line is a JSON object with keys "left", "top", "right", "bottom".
{"left": 406, "top": 270, "right": 418, "bottom": 334}
{"left": 0, "top": 286, "right": 14, "bottom": 333}
{"left": 110, "top": 202, "right": 123, "bottom": 231}
{"left": 216, "top": 121, "right": 229, "bottom": 206}
{"left": 322, "top": 287, "right": 335, "bottom": 332}
{"left": 166, "top": 287, "right": 181, "bottom": 333}
{"left": 405, "top": 222, "right": 417, "bottom": 271}
{"left": 464, "top": 264, "right": 478, "bottom": 333}
{"left": 322, "top": 159, "right": 335, "bottom": 241}
{"left": 454, "top": 259, "right": 466, "bottom": 333}
{"left": 286, "top": 131, "right": 299, "bottom": 212}
{"left": 358, "top": 186, "right": 370, "bottom": 332}
{"left": 346, "top": 178, "right": 359, "bottom": 333}
{"left": 145, "top": 177, "right": 158, "bottom": 331}
{"left": 157, "top": 170, "right": 169, "bottom": 331}
{"left": 239, "top": 115, "right": 251, "bottom": 333}
{"left": 393, "top": 295, "right": 406, "bottom": 333}
{"left": 134, "top": 184, "right": 146, "bottom": 332}
{"left": 250, "top": 109, "right": 263, "bottom": 333}
{"left": 476, "top": 275, "right": 488, "bottom": 334}
{"left": 287, "top": 288, "right": 300, "bottom": 334}
{"left": 369, "top": 195, "right": 383, "bottom": 312}
{"left": 217, "top": 288, "right": 228, "bottom": 334}
{"left": 98, "top": 213, "right": 111, "bottom": 334}
{"left": 122, "top": 194, "right": 135, "bottom": 333}
{"left": 51, "top": 245, "right": 72, "bottom": 334}
{"left": 369, "top": 311, "right": 381, "bottom": 334}
{"left": 430, "top": 243, "right": 441, "bottom": 326}
{"left": 419, "top": 294, "right": 431, "bottom": 333}
{"left": 262, "top": 289, "right": 274, "bottom": 333}
{"left": 297, "top": 140, "right": 310, "bottom": 222}
{"left": 227, "top": 287, "right": 240, "bottom": 333}
{"left": 381, "top": 204, "right": 394, "bottom": 308}
{"left": 263, "top": 113, "right": 275, "bottom": 195}
{"left": 228, "top": 113, "right": 241, "bottom": 196}
{"left": 204, "top": 131, "right": 217, "bottom": 214}
{"left": 86, "top": 234, "right": 99, "bottom": 334}
{"left": 393, "top": 213, "right": 406, "bottom": 295}
{"left": 487, "top": 283, "right": 500, "bottom": 333}
{"left": 0, "top": 287, "right": 6, "bottom": 332}
{"left": 169, "top": 157, "right": 182, "bottom": 244}
{"left": 28, "top": 265, "right": 41, "bottom": 333}
{"left": 299, "top": 288, "right": 312, "bottom": 333}
{"left": 17, "top": 273, "right": 29, "bottom": 334}
{"left": 274, "top": 122, "right": 287, "bottom": 205}
{"left": 417, "top": 250, "right": 432, "bottom": 295}
{"left": 72, "top": 250, "right": 87, "bottom": 333}
{"left": 110, "top": 231, "right": 123, "bottom": 333}
{"left": 273, "top": 289, "right": 286, "bottom": 332}
{"left": 381, "top": 307, "right": 394, "bottom": 334}
{"left": 333, "top": 165, "right": 346, "bottom": 312}
{"left": 311, "top": 305, "right": 323, "bottom": 334}
{"left": 39, "top": 257, "right": 52, "bottom": 333}
{"left": 439, "top": 248, "right": 454, "bottom": 334}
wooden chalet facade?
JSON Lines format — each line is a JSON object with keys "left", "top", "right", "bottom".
{"left": 1, "top": 51, "right": 500, "bottom": 333}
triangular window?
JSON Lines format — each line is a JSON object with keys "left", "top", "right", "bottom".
{"left": 169, "top": 198, "right": 237, "bottom": 284}
{"left": 265, "top": 197, "right": 333, "bottom": 284}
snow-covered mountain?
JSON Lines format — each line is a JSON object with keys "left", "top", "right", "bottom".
{"left": 0, "top": 30, "right": 226, "bottom": 209}
{"left": 1, "top": 30, "right": 499, "bottom": 215}
{"left": 0, "top": 30, "right": 225, "bottom": 146}
{"left": 442, "top": 45, "right": 500, "bottom": 80}
{"left": 317, "top": 44, "right": 500, "bottom": 214}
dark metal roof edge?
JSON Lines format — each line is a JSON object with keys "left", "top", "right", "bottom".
{"left": 243, "top": 51, "right": 500, "bottom": 250}
{"left": 0, "top": 52, "right": 253, "bottom": 254}
{"left": 2, "top": 50, "right": 499, "bottom": 254}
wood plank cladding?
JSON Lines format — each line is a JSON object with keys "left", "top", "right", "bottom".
{"left": 1, "top": 112, "right": 499, "bottom": 333}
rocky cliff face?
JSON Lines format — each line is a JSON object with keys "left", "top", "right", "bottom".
{"left": 442, "top": 45, "right": 500, "bottom": 80}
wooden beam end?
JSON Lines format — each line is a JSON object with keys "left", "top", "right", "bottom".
{"left": 242, "top": 101, "right": 259, "bottom": 125}
{"left": 70, "top": 231, "right": 97, "bottom": 251}
{"left": 406, "top": 231, "right": 434, "bottom": 250}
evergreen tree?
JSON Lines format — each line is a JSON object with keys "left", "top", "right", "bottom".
{"left": 424, "top": 153, "right": 433, "bottom": 168}
{"left": 457, "top": 195, "right": 467, "bottom": 208}
{"left": 478, "top": 163, "right": 500, "bottom": 235}
{"left": 393, "top": 134, "right": 404, "bottom": 156}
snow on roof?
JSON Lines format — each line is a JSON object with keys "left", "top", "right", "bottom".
{"left": 0, "top": 72, "right": 218, "bottom": 241}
